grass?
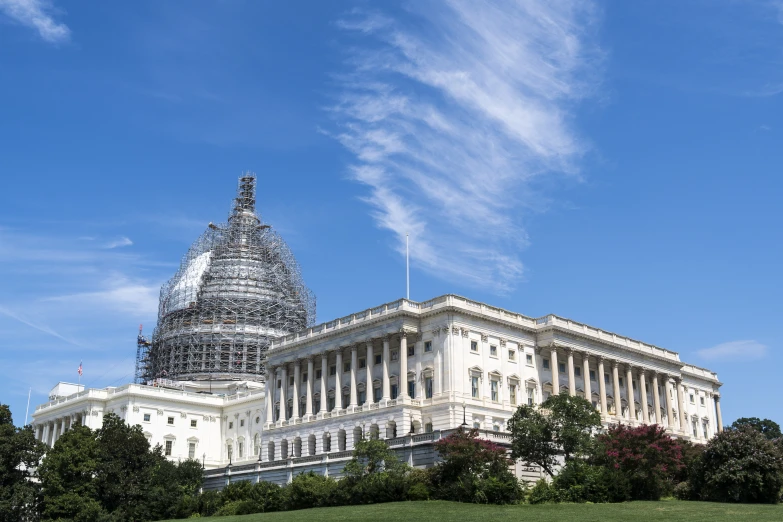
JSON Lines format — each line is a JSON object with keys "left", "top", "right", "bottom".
{"left": 171, "top": 499, "right": 783, "bottom": 522}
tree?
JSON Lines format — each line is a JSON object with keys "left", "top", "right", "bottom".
{"left": 595, "top": 423, "right": 683, "bottom": 500}
{"left": 695, "top": 426, "right": 783, "bottom": 503}
{"left": 507, "top": 392, "right": 601, "bottom": 477}
{"left": 0, "top": 404, "right": 46, "bottom": 522}
{"left": 341, "top": 438, "right": 412, "bottom": 504}
{"left": 730, "top": 417, "right": 782, "bottom": 441}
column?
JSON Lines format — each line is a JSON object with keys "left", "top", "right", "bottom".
{"left": 626, "top": 365, "right": 636, "bottom": 422}
{"left": 280, "top": 365, "right": 288, "bottom": 421}
{"left": 320, "top": 356, "right": 328, "bottom": 415}
{"left": 567, "top": 349, "right": 576, "bottom": 396}
{"left": 676, "top": 378, "right": 686, "bottom": 433}
{"left": 266, "top": 365, "right": 275, "bottom": 424}
{"left": 382, "top": 336, "right": 391, "bottom": 400}
{"left": 335, "top": 350, "right": 343, "bottom": 410}
{"left": 639, "top": 370, "right": 649, "bottom": 424}
{"left": 42, "top": 423, "right": 50, "bottom": 447}
{"left": 399, "top": 332, "right": 408, "bottom": 400}
{"left": 292, "top": 360, "right": 301, "bottom": 420}
{"left": 665, "top": 377, "right": 675, "bottom": 430}
{"left": 652, "top": 372, "right": 662, "bottom": 425}
{"left": 597, "top": 357, "right": 608, "bottom": 416}
{"left": 582, "top": 353, "right": 592, "bottom": 405}
{"left": 715, "top": 395, "right": 723, "bottom": 433}
{"left": 612, "top": 362, "right": 622, "bottom": 419}
{"left": 349, "top": 346, "right": 358, "bottom": 408}
{"left": 550, "top": 349, "right": 560, "bottom": 394}
{"left": 305, "top": 358, "right": 314, "bottom": 417}
{"left": 365, "top": 341, "right": 373, "bottom": 406}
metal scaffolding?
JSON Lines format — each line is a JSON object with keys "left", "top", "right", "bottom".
{"left": 135, "top": 173, "right": 316, "bottom": 384}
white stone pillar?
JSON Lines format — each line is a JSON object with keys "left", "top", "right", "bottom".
{"left": 567, "top": 349, "right": 576, "bottom": 396}
{"left": 715, "top": 395, "right": 723, "bottom": 433}
{"left": 335, "top": 350, "right": 343, "bottom": 410}
{"left": 349, "top": 346, "right": 358, "bottom": 408}
{"left": 42, "top": 423, "right": 50, "bottom": 447}
{"left": 365, "top": 341, "right": 373, "bottom": 406}
{"left": 676, "top": 379, "right": 686, "bottom": 433}
{"left": 640, "top": 370, "right": 649, "bottom": 424}
{"left": 612, "top": 362, "right": 622, "bottom": 419}
{"left": 320, "top": 356, "right": 328, "bottom": 415}
{"left": 582, "top": 353, "right": 592, "bottom": 405}
{"left": 305, "top": 358, "right": 314, "bottom": 417}
{"left": 652, "top": 372, "right": 662, "bottom": 425}
{"left": 550, "top": 349, "right": 560, "bottom": 395}
{"left": 382, "top": 336, "right": 391, "bottom": 400}
{"left": 292, "top": 360, "right": 301, "bottom": 420}
{"left": 280, "top": 365, "right": 288, "bottom": 421}
{"left": 626, "top": 365, "right": 636, "bottom": 422}
{"left": 665, "top": 378, "right": 675, "bottom": 430}
{"left": 266, "top": 365, "right": 275, "bottom": 424}
{"left": 399, "top": 332, "right": 408, "bottom": 400}
{"left": 597, "top": 357, "right": 608, "bottom": 417}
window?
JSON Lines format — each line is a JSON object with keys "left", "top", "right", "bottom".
{"left": 493, "top": 425, "right": 500, "bottom": 432}
{"left": 391, "top": 350, "right": 399, "bottom": 361}
{"left": 375, "top": 354, "right": 382, "bottom": 365}
{"left": 575, "top": 367, "right": 581, "bottom": 377}
{"left": 188, "top": 442, "right": 196, "bottom": 459}
{"left": 692, "top": 420, "right": 698, "bottom": 437}
{"left": 329, "top": 365, "right": 336, "bottom": 376}
{"left": 302, "top": 372, "right": 308, "bottom": 382}
{"left": 633, "top": 380, "right": 637, "bottom": 390}
{"left": 408, "top": 380, "right": 416, "bottom": 399}
{"left": 359, "top": 358, "right": 366, "bottom": 369}
{"left": 425, "top": 377, "right": 433, "bottom": 399}
{"left": 240, "top": 419, "right": 245, "bottom": 427}
{"left": 604, "top": 374, "right": 610, "bottom": 385}
{"left": 227, "top": 445, "right": 233, "bottom": 461}
{"left": 344, "top": 362, "right": 351, "bottom": 373}
{"left": 543, "top": 358, "right": 550, "bottom": 370}
{"left": 391, "top": 384, "right": 398, "bottom": 399}
{"left": 190, "top": 419, "right": 197, "bottom": 428}
{"left": 256, "top": 416, "right": 260, "bottom": 424}
{"left": 510, "top": 384, "right": 517, "bottom": 405}
{"left": 373, "top": 387, "right": 381, "bottom": 402}
{"left": 277, "top": 379, "right": 281, "bottom": 388}
{"left": 165, "top": 440, "right": 173, "bottom": 456}
{"left": 289, "top": 376, "right": 294, "bottom": 386}
{"left": 425, "top": 422, "right": 433, "bottom": 433}
{"left": 473, "top": 421, "right": 480, "bottom": 429}
{"left": 703, "top": 422, "right": 708, "bottom": 438}
{"left": 490, "top": 345, "right": 498, "bottom": 357}
{"left": 527, "top": 388, "right": 534, "bottom": 406}
{"left": 167, "top": 416, "right": 174, "bottom": 425}
{"left": 700, "top": 397, "right": 705, "bottom": 406}
{"left": 558, "top": 363, "right": 566, "bottom": 373}
{"left": 491, "top": 380, "right": 499, "bottom": 402}
{"left": 424, "top": 341, "right": 432, "bottom": 352}
{"left": 328, "top": 397, "right": 335, "bottom": 410}
{"left": 143, "top": 413, "right": 151, "bottom": 422}
{"left": 526, "top": 354, "right": 533, "bottom": 365}
{"left": 229, "top": 421, "right": 234, "bottom": 429}
{"left": 471, "top": 376, "right": 480, "bottom": 398}
{"left": 690, "top": 394, "right": 695, "bottom": 404}
{"left": 470, "top": 341, "right": 478, "bottom": 352}
{"left": 619, "top": 377, "right": 624, "bottom": 387}
{"left": 274, "top": 407, "right": 279, "bottom": 421}
{"left": 238, "top": 441, "right": 244, "bottom": 458}
{"left": 316, "top": 369, "right": 322, "bottom": 379}
{"left": 589, "top": 370, "right": 596, "bottom": 381}
{"left": 407, "top": 345, "right": 414, "bottom": 356}
{"left": 358, "top": 390, "right": 366, "bottom": 404}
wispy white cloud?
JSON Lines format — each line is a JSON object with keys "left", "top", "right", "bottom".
{"left": 43, "top": 275, "right": 159, "bottom": 316}
{"left": 697, "top": 340, "right": 768, "bottom": 361}
{"left": 331, "top": 1, "right": 603, "bottom": 293}
{"left": 0, "top": 305, "right": 82, "bottom": 346}
{"left": 103, "top": 236, "right": 133, "bottom": 249}
{"left": 0, "top": 0, "right": 70, "bottom": 43}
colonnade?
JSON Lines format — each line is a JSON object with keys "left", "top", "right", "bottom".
{"left": 34, "top": 413, "right": 84, "bottom": 447}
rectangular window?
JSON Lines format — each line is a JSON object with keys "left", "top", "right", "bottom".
{"left": 227, "top": 445, "right": 233, "bottom": 461}
{"left": 358, "top": 390, "right": 366, "bottom": 404}
{"left": 240, "top": 419, "right": 245, "bottom": 427}
{"left": 527, "top": 388, "right": 534, "bottom": 406}
{"left": 703, "top": 423, "right": 708, "bottom": 438}
{"left": 604, "top": 374, "right": 610, "bottom": 385}
{"left": 491, "top": 380, "right": 498, "bottom": 402}
{"left": 473, "top": 421, "right": 481, "bottom": 429}
{"left": 425, "top": 422, "right": 433, "bottom": 433}
{"left": 277, "top": 380, "right": 281, "bottom": 389}
{"left": 375, "top": 354, "right": 382, "bottom": 365}
{"left": 408, "top": 380, "right": 416, "bottom": 398}
{"left": 373, "top": 387, "right": 381, "bottom": 402}
{"left": 692, "top": 421, "right": 698, "bottom": 437}
{"left": 167, "top": 416, "right": 174, "bottom": 425}
{"left": 510, "top": 384, "right": 517, "bottom": 405}
{"left": 391, "top": 384, "right": 398, "bottom": 399}
{"left": 690, "top": 394, "right": 695, "bottom": 404}
{"left": 302, "top": 372, "right": 308, "bottom": 382}
{"left": 359, "top": 358, "right": 366, "bottom": 369}
{"left": 391, "top": 351, "right": 399, "bottom": 361}
{"left": 700, "top": 397, "right": 705, "bottom": 406}
{"left": 470, "top": 340, "right": 479, "bottom": 352}
{"left": 143, "top": 413, "right": 151, "bottom": 422}
{"left": 289, "top": 376, "right": 294, "bottom": 386}
{"left": 316, "top": 369, "right": 322, "bottom": 379}
{"left": 329, "top": 365, "right": 336, "bottom": 376}
{"left": 633, "top": 380, "right": 637, "bottom": 390}
{"left": 328, "top": 397, "right": 335, "bottom": 410}
{"left": 424, "top": 341, "right": 433, "bottom": 352}
{"left": 490, "top": 345, "right": 498, "bottom": 357}
{"left": 471, "top": 376, "right": 479, "bottom": 398}
{"left": 493, "top": 425, "right": 500, "bottom": 432}
{"left": 575, "top": 367, "right": 581, "bottom": 377}
{"left": 526, "top": 354, "right": 533, "bottom": 365}
{"left": 229, "top": 421, "right": 233, "bottom": 429}
{"left": 190, "top": 419, "right": 197, "bottom": 428}
{"left": 188, "top": 442, "right": 195, "bottom": 459}
{"left": 344, "top": 362, "right": 351, "bottom": 373}
{"left": 558, "top": 363, "right": 566, "bottom": 373}
{"left": 543, "top": 358, "right": 550, "bottom": 370}
{"left": 589, "top": 370, "right": 596, "bottom": 381}
{"left": 165, "top": 440, "right": 173, "bottom": 456}
{"left": 238, "top": 442, "right": 244, "bottom": 459}
{"left": 407, "top": 345, "right": 415, "bottom": 356}
{"left": 619, "top": 377, "right": 624, "bottom": 387}
{"left": 425, "top": 377, "right": 433, "bottom": 399}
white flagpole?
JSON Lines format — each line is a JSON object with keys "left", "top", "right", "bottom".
{"left": 406, "top": 234, "right": 410, "bottom": 300}
{"left": 24, "top": 387, "right": 31, "bottom": 426}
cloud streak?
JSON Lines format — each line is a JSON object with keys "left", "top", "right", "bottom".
{"left": 0, "top": 0, "right": 70, "bottom": 43}
{"left": 697, "top": 340, "right": 768, "bottom": 361}
{"left": 331, "top": 1, "right": 602, "bottom": 293}
{"left": 0, "top": 305, "right": 81, "bottom": 346}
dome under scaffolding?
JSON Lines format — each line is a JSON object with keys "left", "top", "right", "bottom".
{"left": 135, "top": 173, "right": 316, "bottom": 384}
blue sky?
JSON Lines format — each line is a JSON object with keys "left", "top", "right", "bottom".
{"left": 0, "top": 0, "right": 781, "bottom": 427}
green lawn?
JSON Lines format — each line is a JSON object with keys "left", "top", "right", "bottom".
{"left": 173, "top": 499, "right": 783, "bottom": 522}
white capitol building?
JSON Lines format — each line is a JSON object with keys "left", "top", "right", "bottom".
{"left": 31, "top": 177, "right": 724, "bottom": 487}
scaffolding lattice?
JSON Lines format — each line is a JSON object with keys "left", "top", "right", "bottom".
{"left": 135, "top": 173, "right": 316, "bottom": 384}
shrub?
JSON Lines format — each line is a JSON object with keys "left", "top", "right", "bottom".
{"left": 551, "top": 459, "right": 631, "bottom": 503}
{"left": 283, "top": 471, "right": 338, "bottom": 510}
{"left": 527, "top": 479, "right": 557, "bottom": 504}
{"left": 696, "top": 427, "right": 783, "bottom": 503}
{"left": 213, "top": 500, "right": 242, "bottom": 516}
{"left": 246, "top": 480, "right": 283, "bottom": 512}
{"left": 197, "top": 490, "right": 224, "bottom": 517}
{"left": 673, "top": 481, "right": 693, "bottom": 501}
{"left": 220, "top": 480, "right": 254, "bottom": 502}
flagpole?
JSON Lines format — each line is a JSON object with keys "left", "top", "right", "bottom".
{"left": 406, "top": 234, "right": 410, "bottom": 300}
{"left": 24, "top": 387, "right": 31, "bottom": 426}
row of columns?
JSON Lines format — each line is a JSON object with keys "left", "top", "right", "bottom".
{"left": 266, "top": 333, "right": 413, "bottom": 425}
{"left": 547, "top": 348, "right": 722, "bottom": 435}
{"left": 34, "top": 413, "right": 84, "bottom": 447}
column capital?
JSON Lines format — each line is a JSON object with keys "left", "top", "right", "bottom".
{"left": 350, "top": 344, "right": 358, "bottom": 353}
{"left": 399, "top": 329, "right": 408, "bottom": 338}
{"left": 612, "top": 360, "right": 621, "bottom": 370}
{"left": 581, "top": 351, "right": 590, "bottom": 361}
{"left": 638, "top": 368, "right": 647, "bottom": 377}
{"left": 365, "top": 339, "right": 374, "bottom": 347}
{"left": 625, "top": 363, "right": 635, "bottom": 372}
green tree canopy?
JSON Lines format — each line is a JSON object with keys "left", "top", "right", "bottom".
{"left": 0, "top": 404, "right": 46, "bottom": 522}
{"left": 507, "top": 392, "right": 601, "bottom": 476}
{"left": 730, "top": 417, "right": 782, "bottom": 440}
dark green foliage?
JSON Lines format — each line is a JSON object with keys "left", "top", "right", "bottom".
{"left": 508, "top": 392, "right": 601, "bottom": 477}
{"left": 550, "top": 460, "right": 631, "bottom": 503}
{"left": 693, "top": 426, "right": 783, "bottom": 503}
{"left": 730, "top": 418, "right": 782, "bottom": 441}
{"left": 0, "top": 404, "right": 46, "bottom": 522}
{"left": 341, "top": 438, "right": 411, "bottom": 505}
{"left": 527, "top": 479, "right": 557, "bottom": 504}
{"left": 283, "top": 472, "right": 339, "bottom": 510}
{"left": 430, "top": 428, "right": 521, "bottom": 504}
